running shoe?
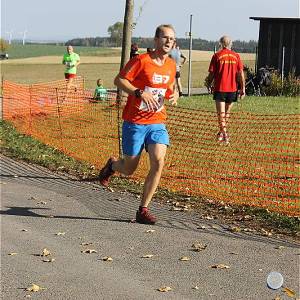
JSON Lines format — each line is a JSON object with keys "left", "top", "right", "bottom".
{"left": 98, "top": 157, "right": 117, "bottom": 187}
{"left": 223, "top": 133, "right": 230, "bottom": 145}
{"left": 136, "top": 208, "right": 157, "bottom": 225}
{"left": 217, "top": 132, "right": 224, "bottom": 142}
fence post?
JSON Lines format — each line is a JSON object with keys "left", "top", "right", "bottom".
{"left": 187, "top": 14, "right": 193, "bottom": 97}
{"left": 116, "top": 91, "right": 123, "bottom": 158}
{"left": 29, "top": 85, "right": 33, "bottom": 134}
{"left": 1, "top": 75, "right": 4, "bottom": 120}
{"left": 55, "top": 88, "right": 65, "bottom": 152}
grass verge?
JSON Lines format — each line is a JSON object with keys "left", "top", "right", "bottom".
{"left": 1, "top": 120, "right": 299, "bottom": 236}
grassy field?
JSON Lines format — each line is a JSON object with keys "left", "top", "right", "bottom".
{"left": 1, "top": 60, "right": 255, "bottom": 90}
{"left": 2, "top": 44, "right": 121, "bottom": 59}
{"left": 1, "top": 44, "right": 255, "bottom": 89}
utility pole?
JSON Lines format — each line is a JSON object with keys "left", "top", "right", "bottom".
{"left": 187, "top": 14, "right": 193, "bottom": 97}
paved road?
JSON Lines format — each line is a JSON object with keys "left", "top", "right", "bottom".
{"left": 1, "top": 155, "right": 299, "bottom": 300}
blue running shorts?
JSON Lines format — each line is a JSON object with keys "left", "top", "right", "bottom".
{"left": 122, "top": 121, "right": 170, "bottom": 156}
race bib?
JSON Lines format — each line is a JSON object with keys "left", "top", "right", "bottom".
{"left": 139, "top": 86, "right": 166, "bottom": 112}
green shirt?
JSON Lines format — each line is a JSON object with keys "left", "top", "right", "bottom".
{"left": 94, "top": 85, "right": 107, "bottom": 100}
{"left": 62, "top": 52, "right": 80, "bottom": 74}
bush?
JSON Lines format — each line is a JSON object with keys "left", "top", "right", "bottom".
{"left": 264, "top": 70, "right": 300, "bottom": 97}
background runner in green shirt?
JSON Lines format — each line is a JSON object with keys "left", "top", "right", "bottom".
{"left": 62, "top": 45, "right": 80, "bottom": 79}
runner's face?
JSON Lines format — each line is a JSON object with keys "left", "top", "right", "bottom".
{"left": 67, "top": 46, "right": 73, "bottom": 54}
{"left": 155, "top": 28, "right": 175, "bottom": 54}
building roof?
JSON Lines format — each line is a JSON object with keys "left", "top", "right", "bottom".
{"left": 250, "top": 17, "right": 300, "bottom": 22}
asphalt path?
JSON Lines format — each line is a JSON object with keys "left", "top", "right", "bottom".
{"left": 1, "top": 155, "right": 299, "bottom": 300}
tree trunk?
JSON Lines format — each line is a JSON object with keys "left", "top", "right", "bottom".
{"left": 120, "top": 0, "right": 134, "bottom": 71}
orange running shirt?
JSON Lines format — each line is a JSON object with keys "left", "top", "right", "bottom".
{"left": 120, "top": 53, "right": 176, "bottom": 124}
{"left": 208, "top": 48, "right": 243, "bottom": 92}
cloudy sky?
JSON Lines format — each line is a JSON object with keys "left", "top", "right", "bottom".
{"left": 1, "top": 0, "right": 299, "bottom": 42}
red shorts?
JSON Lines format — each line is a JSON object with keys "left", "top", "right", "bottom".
{"left": 64, "top": 73, "right": 76, "bottom": 79}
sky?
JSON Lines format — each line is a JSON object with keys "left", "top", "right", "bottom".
{"left": 1, "top": 0, "right": 299, "bottom": 42}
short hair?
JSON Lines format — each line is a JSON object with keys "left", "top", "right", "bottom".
{"left": 219, "top": 36, "right": 232, "bottom": 49}
{"left": 155, "top": 24, "right": 175, "bottom": 38}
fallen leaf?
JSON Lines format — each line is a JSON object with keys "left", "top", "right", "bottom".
{"left": 211, "top": 264, "right": 230, "bottom": 269}
{"left": 25, "top": 295, "right": 31, "bottom": 298}
{"left": 179, "top": 256, "right": 191, "bottom": 261}
{"left": 229, "top": 226, "right": 242, "bottom": 233}
{"left": 21, "top": 229, "right": 28, "bottom": 232}
{"left": 192, "top": 286, "right": 199, "bottom": 290}
{"left": 55, "top": 232, "right": 65, "bottom": 236}
{"left": 261, "top": 228, "right": 272, "bottom": 236}
{"left": 107, "top": 187, "right": 114, "bottom": 192}
{"left": 37, "top": 201, "right": 47, "bottom": 205}
{"left": 41, "top": 248, "right": 51, "bottom": 257}
{"left": 8, "top": 252, "right": 18, "bottom": 256}
{"left": 229, "top": 252, "right": 239, "bottom": 255}
{"left": 80, "top": 242, "right": 93, "bottom": 246}
{"left": 275, "top": 246, "right": 285, "bottom": 250}
{"left": 102, "top": 256, "right": 113, "bottom": 262}
{"left": 157, "top": 286, "right": 172, "bottom": 292}
{"left": 192, "top": 242, "right": 207, "bottom": 251}
{"left": 26, "top": 284, "right": 45, "bottom": 292}
{"left": 204, "top": 216, "right": 214, "bottom": 220}
{"left": 283, "top": 287, "right": 296, "bottom": 298}
{"left": 141, "top": 254, "right": 154, "bottom": 258}
{"left": 81, "top": 249, "right": 97, "bottom": 254}
{"left": 145, "top": 229, "right": 155, "bottom": 233}
{"left": 197, "top": 225, "right": 207, "bottom": 229}
{"left": 42, "top": 258, "right": 55, "bottom": 263}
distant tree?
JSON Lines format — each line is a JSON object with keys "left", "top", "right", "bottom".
{"left": 0, "top": 38, "right": 9, "bottom": 53}
{"left": 108, "top": 22, "right": 124, "bottom": 46}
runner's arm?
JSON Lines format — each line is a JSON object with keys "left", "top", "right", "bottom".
{"left": 114, "top": 75, "right": 159, "bottom": 111}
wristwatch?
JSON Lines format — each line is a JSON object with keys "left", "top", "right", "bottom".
{"left": 134, "top": 89, "right": 143, "bottom": 98}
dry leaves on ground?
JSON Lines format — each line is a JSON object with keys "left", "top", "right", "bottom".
{"left": 81, "top": 249, "right": 97, "bottom": 254}
{"left": 42, "top": 258, "right": 55, "bottom": 263}
{"left": 145, "top": 229, "right": 155, "bottom": 233}
{"left": 211, "top": 264, "right": 230, "bottom": 269}
{"left": 283, "top": 287, "right": 296, "bottom": 298}
{"left": 41, "top": 248, "right": 51, "bottom": 257}
{"left": 229, "top": 226, "right": 242, "bottom": 233}
{"left": 179, "top": 256, "right": 191, "bottom": 261}
{"left": 191, "top": 242, "right": 207, "bottom": 252}
{"left": 157, "top": 286, "right": 172, "bottom": 292}
{"left": 8, "top": 252, "right": 18, "bottom": 256}
{"left": 55, "top": 232, "right": 65, "bottom": 236}
{"left": 141, "top": 254, "right": 154, "bottom": 258}
{"left": 102, "top": 256, "right": 113, "bottom": 262}
{"left": 26, "top": 284, "right": 45, "bottom": 292}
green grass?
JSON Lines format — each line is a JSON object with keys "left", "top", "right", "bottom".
{"left": 0, "top": 120, "right": 95, "bottom": 177}
{"left": 4, "top": 44, "right": 121, "bottom": 59}
{"left": 1, "top": 63, "right": 120, "bottom": 89}
{"left": 176, "top": 95, "right": 300, "bottom": 114}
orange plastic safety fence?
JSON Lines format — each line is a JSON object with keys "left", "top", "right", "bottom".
{"left": 3, "top": 79, "right": 300, "bottom": 216}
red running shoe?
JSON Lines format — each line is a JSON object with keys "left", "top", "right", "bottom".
{"left": 136, "top": 208, "right": 157, "bottom": 225}
{"left": 98, "top": 157, "right": 117, "bottom": 186}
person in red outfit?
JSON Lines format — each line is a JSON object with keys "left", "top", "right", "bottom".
{"left": 98, "top": 24, "right": 178, "bottom": 225}
{"left": 207, "top": 35, "right": 245, "bottom": 144}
